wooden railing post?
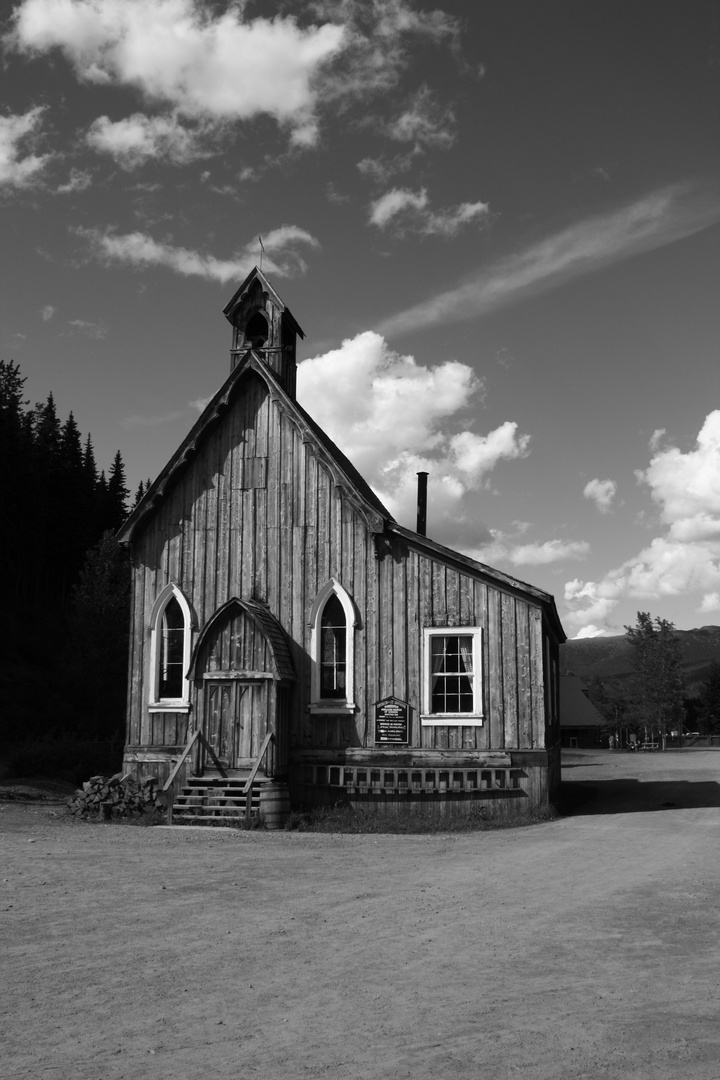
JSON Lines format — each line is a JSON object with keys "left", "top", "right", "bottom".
{"left": 242, "top": 732, "right": 275, "bottom": 819}
{"left": 161, "top": 728, "right": 274, "bottom": 826}
{"left": 160, "top": 728, "right": 202, "bottom": 824}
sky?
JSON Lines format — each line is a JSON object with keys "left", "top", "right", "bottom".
{"left": 2, "top": 0, "right": 719, "bottom": 639}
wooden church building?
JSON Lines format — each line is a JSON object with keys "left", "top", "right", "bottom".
{"left": 119, "top": 268, "right": 566, "bottom": 820}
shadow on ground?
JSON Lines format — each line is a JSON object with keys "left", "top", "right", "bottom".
{"left": 559, "top": 777, "right": 720, "bottom": 815}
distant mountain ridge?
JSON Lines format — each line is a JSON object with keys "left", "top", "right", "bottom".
{"left": 560, "top": 625, "right": 720, "bottom": 697}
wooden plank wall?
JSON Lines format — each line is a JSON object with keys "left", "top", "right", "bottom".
{"left": 126, "top": 369, "right": 549, "bottom": 756}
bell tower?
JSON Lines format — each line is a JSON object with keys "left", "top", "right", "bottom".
{"left": 223, "top": 267, "right": 305, "bottom": 399}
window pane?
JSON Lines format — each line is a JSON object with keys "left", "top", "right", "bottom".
{"left": 429, "top": 634, "right": 475, "bottom": 714}
{"left": 164, "top": 597, "right": 184, "bottom": 630}
{"left": 322, "top": 595, "right": 344, "bottom": 628}
{"left": 160, "top": 597, "right": 185, "bottom": 699}
{"left": 320, "top": 595, "right": 346, "bottom": 699}
{"left": 166, "top": 628, "right": 184, "bottom": 666}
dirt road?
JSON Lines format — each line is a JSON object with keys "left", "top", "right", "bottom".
{"left": 2, "top": 749, "right": 719, "bottom": 1079}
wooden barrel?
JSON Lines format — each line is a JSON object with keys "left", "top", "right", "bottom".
{"left": 259, "top": 782, "right": 290, "bottom": 830}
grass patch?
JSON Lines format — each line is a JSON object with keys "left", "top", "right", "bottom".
{"left": 282, "top": 802, "right": 556, "bottom": 834}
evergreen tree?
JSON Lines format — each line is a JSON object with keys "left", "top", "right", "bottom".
{"left": 0, "top": 359, "right": 27, "bottom": 430}
{"left": 56, "top": 411, "right": 96, "bottom": 599}
{"left": 106, "top": 450, "right": 130, "bottom": 531}
{"left": 60, "top": 411, "right": 84, "bottom": 470}
{"left": 33, "top": 392, "right": 62, "bottom": 458}
{"left": 0, "top": 360, "right": 135, "bottom": 746}
{"left": 0, "top": 361, "right": 32, "bottom": 604}
{"left": 624, "top": 612, "right": 686, "bottom": 748}
{"left": 62, "top": 532, "right": 131, "bottom": 739}
{"left": 82, "top": 433, "right": 98, "bottom": 485}
{"left": 131, "top": 478, "right": 153, "bottom": 509}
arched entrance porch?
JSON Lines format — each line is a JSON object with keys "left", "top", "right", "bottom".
{"left": 189, "top": 599, "right": 295, "bottom": 775}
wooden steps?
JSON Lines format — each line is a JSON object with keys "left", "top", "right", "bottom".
{"left": 170, "top": 775, "right": 270, "bottom": 825}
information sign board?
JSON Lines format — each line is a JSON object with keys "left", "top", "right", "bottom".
{"left": 374, "top": 697, "right": 409, "bottom": 744}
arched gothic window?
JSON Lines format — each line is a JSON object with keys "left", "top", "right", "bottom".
{"left": 320, "top": 595, "right": 346, "bottom": 699}
{"left": 159, "top": 597, "right": 184, "bottom": 698}
{"left": 309, "top": 580, "right": 357, "bottom": 713}
{"left": 149, "top": 584, "right": 194, "bottom": 710}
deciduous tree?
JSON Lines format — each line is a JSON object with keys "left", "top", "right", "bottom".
{"left": 698, "top": 661, "right": 720, "bottom": 735}
{"left": 624, "top": 612, "right": 685, "bottom": 748}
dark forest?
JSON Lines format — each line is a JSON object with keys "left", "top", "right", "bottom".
{"left": 1, "top": 359, "right": 145, "bottom": 780}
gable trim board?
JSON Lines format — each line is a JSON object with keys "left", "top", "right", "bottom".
{"left": 120, "top": 270, "right": 565, "bottom": 819}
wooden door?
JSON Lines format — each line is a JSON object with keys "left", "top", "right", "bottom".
{"left": 205, "top": 679, "right": 268, "bottom": 769}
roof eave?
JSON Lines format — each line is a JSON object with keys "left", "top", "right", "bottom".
{"left": 387, "top": 522, "right": 567, "bottom": 643}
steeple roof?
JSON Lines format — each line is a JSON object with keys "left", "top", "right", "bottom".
{"left": 223, "top": 266, "right": 305, "bottom": 340}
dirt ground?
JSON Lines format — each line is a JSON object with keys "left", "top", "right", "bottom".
{"left": 2, "top": 749, "right": 720, "bottom": 1080}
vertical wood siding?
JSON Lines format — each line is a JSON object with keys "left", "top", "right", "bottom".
{"left": 126, "top": 369, "right": 551, "bottom": 757}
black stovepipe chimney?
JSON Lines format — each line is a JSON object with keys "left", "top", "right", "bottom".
{"left": 416, "top": 471, "right": 428, "bottom": 536}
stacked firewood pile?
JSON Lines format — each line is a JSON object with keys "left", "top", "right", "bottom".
{"left": 68, "top": 773, "right": 160, "bottom": 818}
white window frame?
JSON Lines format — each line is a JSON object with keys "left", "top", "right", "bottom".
{"left": 421, "top": 626, "right": 483, "bottom": 725}
{"left": 309, "top": 579, "right": 357, "bottom": 714}
{"left": 148, "top": 583, "right": 194, "bottom": 712}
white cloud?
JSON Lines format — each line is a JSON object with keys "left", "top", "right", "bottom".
{"left": 565, "top": 411, "right": 720, "bottom": 632}
{"left": 8, "top": 0, "right": 464, "bottom": 165}
{"left": 40, "top": 304, "right": 55, "bottom": 321}
{"left": 370, "top": 187, "right": 429, "bottom": 227}
{"left": 369, "top": 186, "right": 489, "bottom": 236}
{"left": 74, "top": 224, "right": 320, "bottom": 282}
{"left": 297, "top": 332, "right": 593, "bottom": 573}
{"left": 66, "top": 318, "right": 107, "bottom": 339}
{"left": 298, "top": 331, "right": 539, "bottom": 554}
{"left": 473, "top": 534, "right": 590, "bottom": 569}
{"left": 357, "top": 152, "right": 416, "bottom": 183}
{"left": 564, "top": 577, "right": 624, "bottom": 629}
{"left": 371, "top": 0, "right": 460, "bottom": 44}
{"left": 574, "top": 624, "right": 609, "bottom": 639}
{"left": 8, "top": 0, "right": 345, "bottom": 146}
{"left": 376, "top": 184, "right": 720, "bottom": 337}
{"left": 699, "top": 592, "right": 720, "bottom": 613}
{"left": 385, "top": 86, "right": 455, "bottom": 149}
{"left": 583, "top": 477, "right": 617, "bottom": 513}
{"left": 87, "top": 113, "right": 214, "bottom": 168}
{"left": 506, "top": 539, "right": 590, "bottom": 566}
{"left": 449, "top": 425, "right": 530, "bottom": 477}
{"left": 642, "top": 411, "right": 720, "bottom": 538}
{"left": 313, "top": 0, "right": 460, "bottom": 105}
{"left": 0, "top": 106, "right": 49, "bottom": 187}
{"left": 56, "top": 167, "right": 92, "bottom": 193}
{"left": 649, "top": 427, "right": 666, "bottom": 451}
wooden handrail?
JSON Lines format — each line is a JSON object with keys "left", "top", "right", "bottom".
{"left": 243, "top": 732, "right": 275, "bottom": 819}
{"left": 162, "top": 729, "right": 201, "bottom": 795}
{"left": 160, "top": 726, "right": 228, "bottom": 824}
{"left": 160, "top": 728, "right": 275, "bottom": 825}
{"left": 242, "top": 732, "right": 275, "bottom": 795}
{"left": 199, "top": 732, "right": 229, "bottom": 778}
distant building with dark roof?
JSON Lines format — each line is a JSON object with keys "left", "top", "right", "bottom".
{"left": 560, "top": 675, "right": 607, "bottom": 748}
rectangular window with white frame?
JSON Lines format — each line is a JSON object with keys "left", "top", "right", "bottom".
{"left": 422, "top": 627, "right": 483, "bottom": 725}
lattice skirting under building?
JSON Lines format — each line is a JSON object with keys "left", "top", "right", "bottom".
{"left": 289, "top": 761, "right": 552, "bottom": 818}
